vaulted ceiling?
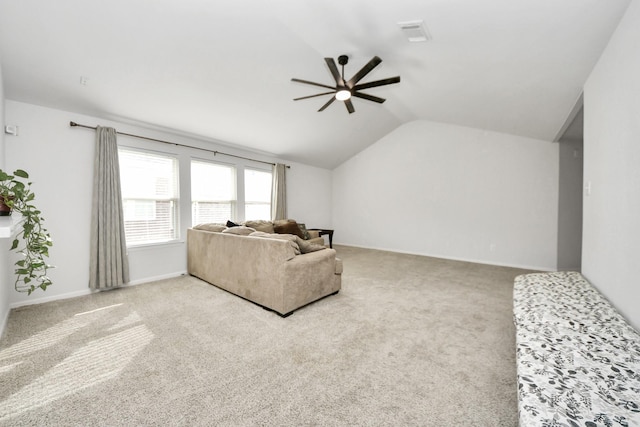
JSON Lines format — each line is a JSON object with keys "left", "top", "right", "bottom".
{"left": 0, "top": 0, "right": 631, "bottom": 168}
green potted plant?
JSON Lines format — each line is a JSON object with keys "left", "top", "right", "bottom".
{"left": 0, "top": 168, "right": 53, "bottom": 294}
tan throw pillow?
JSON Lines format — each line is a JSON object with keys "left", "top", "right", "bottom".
{"left": 273, "top": 219, "right": 296, "bottom": 227}
{"left": 295, "top": 236, "right": 326, "bottom": 254}
{"left": 193, "top": 223, "right": 227, "bottom": 233}
{"left": 297, "top": 223, "right": 312, "bottom": 240}
{"left": 221, "top": 226, "right": 256, "bottom": 236}
{"left": 273, "top": 220, "right": 305, "bottom": 239}
{"left": 244, "top": 220, "right": 275, "bottom": 234}
{"left": 249, "top": 231, "right": 301, "bottom": 255}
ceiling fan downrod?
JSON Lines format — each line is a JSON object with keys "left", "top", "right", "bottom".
{"left": 338, "top": 54, "right": 349, "bottom": 80}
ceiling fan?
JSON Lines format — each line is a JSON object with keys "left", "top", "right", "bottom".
{"left": 291, "top": 55, "right": 400, "bottom": 114}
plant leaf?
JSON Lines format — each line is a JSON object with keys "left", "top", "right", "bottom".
{"left": 14, "top": 169, "right": 29, "bottom": 179}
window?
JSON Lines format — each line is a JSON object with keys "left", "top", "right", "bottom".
{"left": 119, "top": 148, "right": 179, "bottom": 246}
{"left": 191, "top": 160, "right": 236, "bottom": 225}
{"left": 244, "top": 168, "right": 272, "bottom": 221}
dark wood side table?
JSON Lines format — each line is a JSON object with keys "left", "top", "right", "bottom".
{"left": 309, "top": 228, "right": 334, "bottom": 248}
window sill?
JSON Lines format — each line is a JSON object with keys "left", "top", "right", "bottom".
{"left": 127, "top": 240, "right": 185, "bottom": 251}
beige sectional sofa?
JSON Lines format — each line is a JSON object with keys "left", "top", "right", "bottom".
{"left": 187, "top": 226, "right": 342, "bottom": 317}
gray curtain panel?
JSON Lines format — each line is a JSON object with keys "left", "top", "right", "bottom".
{"left": 271, "top": 163, "right": 287, "bottom": 220}
{"left": 89, "top": 126, "right": 130, "bottom": 289}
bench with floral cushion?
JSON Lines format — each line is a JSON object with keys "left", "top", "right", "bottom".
{"left": 513, "top": 271, "right": 640, "bottom": 427}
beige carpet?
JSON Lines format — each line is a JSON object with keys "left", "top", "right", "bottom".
{"left": 0, "top": 245, "right": 534, "bottom": 426}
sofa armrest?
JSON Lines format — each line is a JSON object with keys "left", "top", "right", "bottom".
{"left": 286, "top": 247, "right": 336, "bottom": 269}
{"left": 281, "top": 248, "right": 341, "bottom": 315}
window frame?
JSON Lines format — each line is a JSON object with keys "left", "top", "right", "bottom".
{"left": 190, "top": 158, "right": 238, "bottom": 225}
{"left": 118, "top": 146, "right": 180, "bottom": 248}
{"left": 243, "top": 166, "right": 273, "bottom": 222}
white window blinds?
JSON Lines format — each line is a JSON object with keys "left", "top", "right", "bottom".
{"left": 118, "top": 148, "right": 179, "bottom": 245}
{"left": 191, "top": 160, "right": 236, "bottom": 225}
{"left": 244, "top": 168, "right": 272, "bottom": 221}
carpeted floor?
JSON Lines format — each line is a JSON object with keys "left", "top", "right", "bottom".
{"left": 0, "top": 245, "right": 534, "bottom": 426}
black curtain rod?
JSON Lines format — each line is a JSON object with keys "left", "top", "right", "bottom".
{"left": 69, "top": 121, "right": 289, "bottom": 168}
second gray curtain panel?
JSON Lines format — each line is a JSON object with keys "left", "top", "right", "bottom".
{"left": 271, "top": 163, "right": 287, "bottom": 220}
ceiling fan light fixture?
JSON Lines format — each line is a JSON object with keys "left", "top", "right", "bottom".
{"left": 335, "top": 89, "right": 351, "bottom": 101}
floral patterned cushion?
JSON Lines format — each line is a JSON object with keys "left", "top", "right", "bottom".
{"left": 514, "top": 271, "right": 640, "bottom": 427}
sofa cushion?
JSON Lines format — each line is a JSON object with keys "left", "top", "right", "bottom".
{"left": 248, "top": 231, "right": 324, "bottom": 255}
{"left": 297, "top": 223, "right": 312, "bottom": 240}
{"left": 193, "top": 223, "right": 227, "bottom": 233}
{"left": 222, "top": 226, "right": 256, "bottom": 236}
{"left": 244, "top": 220, "right": 275, "bottom": 234}
{"left": 296, "top": 237, "right": 326, "bottom": 254}
{"left": 306, "top": 237, "right": 325, "bottom": 246}
{"left": 273, "top": 220, "right": 305, "bottom": 239}
{"left": 249, "top": 231, "right": 301, "bottom": 255}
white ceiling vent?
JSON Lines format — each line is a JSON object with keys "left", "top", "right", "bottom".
{"left": 398, "top": 20, "right": 431, "bottom": 42}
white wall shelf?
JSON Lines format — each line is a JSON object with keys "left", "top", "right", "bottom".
{"left": 0, "top": 215, "right": 22, "bottom": 239}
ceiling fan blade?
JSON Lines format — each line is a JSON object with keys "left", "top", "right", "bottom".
{"left": 347, "top": 56, "right": 382, "bottom": 87}
{"left": 353, "top": 76, "right": 400, "bottom": 91}
{"left": 318, "top": 97, "right": 336, "bottom": 112}
{"left": 293, "top": 91, "right": 336, "bottom": 101}
{"left": 345, "top": 99, "right": 355, "bottom": 114}
{"left": 291, "top": 78, "right": 336, "bottom": 91}
{"left": 352, "top": 92, "right": 386, "bottom": 104}
{"left": 325, "top": 58, "right": 344, "bottom": 85}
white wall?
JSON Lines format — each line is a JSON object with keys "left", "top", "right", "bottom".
{"left": 333, "top": 120, "right": 559, "bottom": 270}
{"left": 583, "top": 0, "right": 640, "bottom": 330}
{"left": 4, "top": 100, "right": 332, "bottom": 307}
{"left": 0, "top": 59, "right": 10, "bottom": 336}
{"left": 288, "top": 164, "right": 332, "bottom": 230}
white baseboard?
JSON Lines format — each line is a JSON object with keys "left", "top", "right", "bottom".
{"left": 127, "top": 271, "right": 187, "bottom": 286}
{"left": 335, "top": 243, "right": 556, "bottom": 272}
{"left": 9, "top": 289, "right": 94, "bottom": 309}
{"left": 8, "top": 271, "right": 188, "bottom": 310}
{"left": 0, "top": 307, "right": 10, "bottom": 341}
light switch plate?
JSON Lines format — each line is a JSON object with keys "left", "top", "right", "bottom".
{"left": 4, "top": 125, "right": 18, "bottom": 136}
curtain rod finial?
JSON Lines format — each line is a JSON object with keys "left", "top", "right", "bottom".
{"left": 70, "top": 121, "right": 77, "bottom": 127}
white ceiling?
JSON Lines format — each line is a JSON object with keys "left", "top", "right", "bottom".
{"left": 0, "top": 0, "right": 630, "bottom": 169}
